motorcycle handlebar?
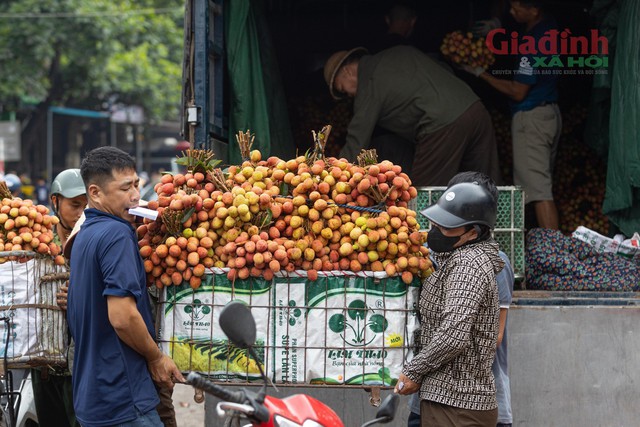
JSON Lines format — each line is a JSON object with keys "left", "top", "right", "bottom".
{"left": 186, "top": 372, "right": 246, "bottom": 404}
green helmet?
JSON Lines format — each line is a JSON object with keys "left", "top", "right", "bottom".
{"left": 51, "top": 169, "right": 86, "bottom": 199}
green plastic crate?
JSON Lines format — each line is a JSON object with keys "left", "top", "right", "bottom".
{"left": 409, "top": 186, "right": 525, "bottom": 279}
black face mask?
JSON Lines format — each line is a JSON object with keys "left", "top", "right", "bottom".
{"left": 427, "top": 226, "right": 465, "bottom": 253}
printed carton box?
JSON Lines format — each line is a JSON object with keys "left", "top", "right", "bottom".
{"left": 270, "top": 272, "right": 418, "bottom": 386}
{"left": 161, "top": 270, "right": 419, "bottom": 385}
{"left": 159, "top": 272, "right": 270, "bottom": 381}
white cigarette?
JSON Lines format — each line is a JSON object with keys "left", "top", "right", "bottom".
{"left": 128, "top": 207, "right": 159, "bottom": 221}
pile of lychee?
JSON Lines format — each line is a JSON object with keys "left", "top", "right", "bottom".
{"left": 441, "top": 31, "right": 495, "bottom": 69}
{"left": 0, "top": 197, "right": 64, "bottom": 264}
{"left": 137, "top": 149, "right": 433, "bottom": 289}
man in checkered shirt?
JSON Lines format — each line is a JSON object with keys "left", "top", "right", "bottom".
{"left": 396, "top": 182, "right": 504, "bottom": 426}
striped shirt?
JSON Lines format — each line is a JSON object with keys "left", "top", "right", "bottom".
{"left": 403, "top": 241, "right": 504, "bottom": 411}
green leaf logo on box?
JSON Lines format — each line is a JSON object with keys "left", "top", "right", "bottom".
{"left": 184, "top": 299, "right": 211, "bottom": 322}
{"left": 328, "top": 299, "right": 389, "bottom": 347}
{"left": 287, "top": 299, "right": 303, "bottom": 326}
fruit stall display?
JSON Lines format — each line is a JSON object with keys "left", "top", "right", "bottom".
{"left": 143, "top": 131, "right": 432, "bottom": 385}
{"left": 137, "top": 129, "right": 432, "bottom": 291}
{"left": 0, "top": 181, "right": 64, "bottom": 264}
{"left": 0, "top": 181, "right": 69, "bottom": 368}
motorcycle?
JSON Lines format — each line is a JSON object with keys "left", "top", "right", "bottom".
{"left": 0, "top": 317, "right": 38, "bottom": 427}
{"left": 186, "top": 301, "right": 399, "bottom": 427}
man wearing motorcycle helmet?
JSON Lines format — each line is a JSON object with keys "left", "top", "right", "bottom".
{"left": 50, "top": 169, "right": 88, "bottom": 247}
{"left": 395, "top": 182, "right": 504, "bottom": 427}
{"left": 31, "top": 168, "right": 87, "bottom": 427}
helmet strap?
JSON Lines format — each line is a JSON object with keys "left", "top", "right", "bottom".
{"left": 473, "top": 225, "right": 492, "bottom": 242}
{"left": 52, "top": 197, "right": 73, "bottom": 232}
{"left": 58, "top": 218, "right": 73, "bottom": 232}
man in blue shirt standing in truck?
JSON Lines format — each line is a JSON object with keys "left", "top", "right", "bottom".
{"left": 463, "top": 0, "right": 562, "bottom": 230}
{"left": 67, "top": 146, "right": 184, "bottom": 427}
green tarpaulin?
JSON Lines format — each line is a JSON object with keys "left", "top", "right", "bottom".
{"left": 601, "top": 0, "right": 640, "bottom": 236}
{"left": 584, "top": 0, "right": 618, "bottom": 158}
{"left": 225, "top": 0, "right": 295, "bottom": 164}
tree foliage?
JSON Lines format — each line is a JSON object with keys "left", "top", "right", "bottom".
{"left": 0, "top": 0, "right": 184, "bottom": 121}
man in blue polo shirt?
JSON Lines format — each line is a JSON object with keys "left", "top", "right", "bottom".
{"left": 67, "top": 146, "right": 184, "bottom": 427}
{"left": 463, "top": 0, "right": 562, "bottom": 230}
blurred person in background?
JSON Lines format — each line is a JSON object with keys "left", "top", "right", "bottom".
{"left": 370, "top": 2, "right": 418, "bottom": 53}
{"left": 19, "top": 173, "right": 35, "bottom": 200}
{"left": 138, "top": 171, "right": 150, "bottom": 191}
{"left": 141, "top": 170, "right": 161, "bottom": 202}
{"left": 365, "top": 2, "right": 418, "bottom": 176}
{"left": 3, "top": 173, "right": 25, "bottom": 198}
{"left": 35, "top": 177, "right": 49, "bottom": 206}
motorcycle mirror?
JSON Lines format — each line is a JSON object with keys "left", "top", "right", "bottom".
{"left": 219, "top": 301, "right": 257, "bottom": 349}
{"left": 359, "top": 393, "right": 399, "bottom": 427}
{"left": 375, "top": 393, "right": 399, "bottom": 421}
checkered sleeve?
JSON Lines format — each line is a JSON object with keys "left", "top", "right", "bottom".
{"left": 403, "top": 259, "right": 490, "bottom": 382}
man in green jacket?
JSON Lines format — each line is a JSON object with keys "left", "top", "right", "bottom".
{"left": 324, "top": 45, "right": 501, "bottom": 186}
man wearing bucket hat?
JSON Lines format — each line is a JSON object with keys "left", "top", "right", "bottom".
{"left": 31, "top": 168, "right": 87, "bottom": 427}
{"left": 395, "top": 182, "right": 504, "bottom": 426}
{"left": 324, "top": 45, "right": 501, "bottom": 186}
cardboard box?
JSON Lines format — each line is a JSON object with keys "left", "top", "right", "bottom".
{"left": 158, "top": 270, "right": 419, "bottom": 386}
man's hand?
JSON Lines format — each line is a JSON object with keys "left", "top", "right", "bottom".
{"left": 107, "top": 295, "right": 185, "bottom": 389}
{"left": 471, "top": 17, "right": 501, "bottom": 37}
{"left": 56, "top": 281, "right": 69, "bottom": 310}
{"left": 394, "top": 373, "right": 420, "bottom": 395}
{"left": 460, "top": 64, "right": 486, "bottom": 77}
{"left": 148, "top": 353, "right": 185, "bottom": 390}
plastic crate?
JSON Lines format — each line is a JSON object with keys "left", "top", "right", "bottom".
{"left": 409, "top": 186, "right": 525, "bottom": 279}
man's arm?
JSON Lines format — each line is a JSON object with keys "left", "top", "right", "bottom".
{"left": 339, "top": 89, "right": 381, "bottom": 161}
{"left": 107, "top": 295, "right": 184, "bottom": 388}
{"left": 402, "top": 266, "right": 489, "bottom": 383}
{"left": 496, "top": 252, "right": 514, "bottom": 347}
{"left": 478, "top": 72, "right": 531, "bottom": 102}
{"left": 497, "top": 307, "right": 508, "bottom": 347}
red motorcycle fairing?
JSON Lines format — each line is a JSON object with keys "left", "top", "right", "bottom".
{"left": 263, "top": 394, "right": 345, "bottom": 427}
